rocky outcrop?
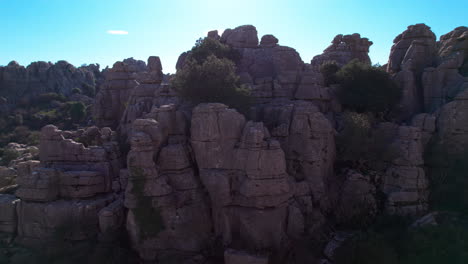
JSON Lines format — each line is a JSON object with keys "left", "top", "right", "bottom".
{"left": 253, "top": 101, "right": 336, "bottom": 210}
{"left": 124, "top": 105, "right": 212, "bottom": 262}
{"left": 387, "top": 24, "right": 437, "bottom": 119}
{"left": 191, "top": 104, "right": 298, "bottom": 251}
{"left": 382, "top": 125, "right": 430, "bottom": 215}
{"left": 93, "top": 61, "right": 140, "bottom": 128}
{"left": 0, "top": 60, "right": 97, "bottom": 105}
{"left": 221, "top": 25, "right": 259, "bottom": 48}
{"left": 0, "top": 125, "right": 125, "bottom": 247}
{"left": 119, "top": 56, "right": 168, "bottom": 138}
{"left": 387, "top": 24, "right": 468, "bottom": 119}
{"left": 311, "top": 33, "right": 373, "bottom": 67}
{"left": 422, "top": 26, "right": 468, "bottom": 112}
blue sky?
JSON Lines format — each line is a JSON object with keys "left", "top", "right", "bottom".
{"left": 0, "top": 0, "right": 466, "bottom": 73}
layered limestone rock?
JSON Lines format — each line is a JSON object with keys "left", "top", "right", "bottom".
{"left": 436, "top": 88, "right": 468, "bottom": 152}
{"left": 387, "top": 24, "right": 437, "bottom": 119}
{"left": 221, "top": 25, "right": 259, "bottom": 48}
{"left": 0, "top": 166, "right": 17, "bottom": 188}
{"left": 0, "top": 194, "right": 19, "bottom": 233}
{"left": 253, "top": 101, "right": 336, "bottom": 211}
{"left": 0, "top": 60, "right": 97, "bottom": 105}
{"left": 335, "top": 170, "right": 377, "bottom": 224}
{"left": 382, "top": 125, "right": 429, "bottom": 215}
{"left": 124, "top": 105, "right": 212, "bottom": 262}
{"left": 387, "top": 24, "right": 437, "bottom": 74}
{"left": 9, "top": 125, "right": 125, "bottom": 246}
{"left": 387, "top": 24, "right": 468, "bottom": 118}
{"left": 422, "top": 27, "right": 468, "bottom": 111}
{"left": 191, "top": 103, "right": 314, "bottom": 253}
{"left": 311, "top": 33, "right": 373, "bottom": 68}
{"left": 93, "top": 60, "right": 140, "bottom": 128}
{"left": 119, "top": 56, "right": 168, "bottom": 138}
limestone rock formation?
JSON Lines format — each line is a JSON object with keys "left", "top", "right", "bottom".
{"left": 93, "top": 61, "right": 140, "bottom": 128}
{"left": 221, "top": 25, "right": 259, "bottom": 48}
{"left": 0, "top": 125, "right": 125, "bottom": 247}
{"left": 124, "top": 105, "right": 212, "bottom": 262}
{"left": 382, "top": 125, "right": 429, "bottom": 215}
{"left": 0, "top": 60, "right": 97, "bottom": 105}
{"left": 311, "top": 33, "right": 373, "bottom": 68}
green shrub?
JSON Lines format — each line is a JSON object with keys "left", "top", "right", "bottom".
{"left": 336, "top": 59, "right": 401, "bottom": 113}
{"left": 66, "top": 102, "right": 86, "bottom": 123}
{"left": 129, "top": 165, "right": 164, "bottom": 241}
{"left": 189, "top": 37, "right": 240, "bottom": 64}
{"left": 0, "top": 148, "right": 19, "bottom": 166}
{"left": 81, "top": 83, "right": 96, "bottom": 97}
{"left": 335, "top": 214, "right": 468, "bottom": 264}
{"left": 71, "top": 87, "right": 82, "bottom": 94}
{"left": 319, "top": 61, "right": 340, "bottom": 86}
{"left": 173, "top": 54, "right": 251, "bottom": 113}
{"left": 36, "top": 92, "right": 66, "bottom": 105}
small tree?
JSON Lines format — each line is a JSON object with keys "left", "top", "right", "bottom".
{"left": 173, "top": 38, "right": 250, "bottom": 113}
{"left": 336, "top": 59, "right": 401, "bottom": 114}
{"left": 320, "top": 61, "right": 340, "bottom": 86}
{"left": 67, "top": 102, "right": 86, "bottom": 123}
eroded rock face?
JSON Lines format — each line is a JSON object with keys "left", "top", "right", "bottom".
{"left": 387, "top": 24, "right": 468, "bottom": 118}
{"left": 119, "top": 56, "right": 169, "bottom": 138}
{"left": 422, "top": 26, "right": 468, "bottom": 112}
{"left": 221, "top": 25, "right": 259, "bottom": 48}
{"left": 192, "top": 105, "right": 291, "bottom": 249}
{"left": 382, "top": 126, "right": 429, "bottom": 215}
{"left": 5, "top": 125, "right": 125, "bottom": 246}
{"left": 387, "top": 24, "right": 436, "bottom": 74}
{"left": 93, "top": 61, "right": 140, "bottom": 128}
{"left": 311, "top": 33, "right": 373, "bottom": 68}
{"left": 124, "top": 105, "right": 212, "bottom": 262}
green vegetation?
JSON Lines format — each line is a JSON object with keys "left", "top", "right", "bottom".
{"left": 172, "top": 37, "right": 251, "bottom": 114}
{"left": 66, "top": 101, "right": 86, "bottom": 123}
{"left": 129, "top": 165, "right": 164, "bottom": 241}
{"left": 335, "top": 135, "right": 468, "bottom": 264}
{"left": 425, "top": 139, "right": 468, "bottom": 214}
{"left": 335, "top": 214, "right": 468, "bottom": 264}
{"left": 319, "top": 61, "right": 340, "bottom": 86}
{"left": 71, "top": 87, "right": 82, "bottom": 94}
{"left": 334, "top": 59, "right": 402, "bottom": 114}
{"left": 0, "top": 148, "right": 19, "bottom": 166}
{"left": 336, "top": 111, "right": 397, "bottom": 170}
{"left": 81, "top": 83, "right": 96, "bottom": 97}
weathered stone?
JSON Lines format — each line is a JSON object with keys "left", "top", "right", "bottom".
{"left": 221, "top": 25, "right": 259, "bottom": 48}
{"left": 224, "top": 249, "right": 269, "bottom": 264}
{"left": 311, "top": 33, "right": 373, "bottom": 68}
{"left": 0, "top": 194, "right": 19, "bottom": 233}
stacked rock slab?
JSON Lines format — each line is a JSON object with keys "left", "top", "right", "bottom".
{"left": 422, "top": 27, "right": 468, "bottom": 112}
{"left": 124, "top": 105, "right": 212, "bottom": 262}
{"left": 11, "top": 125, "right": 123, "bottom": 245}
{"left": 387, "top": 24, "right": 437, "bottom": 120}
{"left": 191, "top": 103, "right": 309, "bottom": 254}
{"left": 253, "top": 101, "right": 336, "bottom": 213}
{"left": 119, "top": 56, "right": 169, "bottom": 139}
{"left": 311, "top": 33, "right": 373, "bottom": 68}
{"left": 93, "top": 60, "right": 140, "bottom": 128}
{"left": 436, "top": 88, "right": 468, "bottom": 153}
{"left": 382, "top": 125, "right": 430, "bottom": 215}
